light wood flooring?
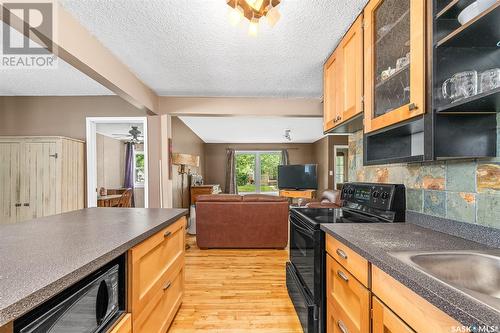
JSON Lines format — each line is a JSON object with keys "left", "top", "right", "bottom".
{"left": 168, "top": 236, "right": 303, "bottom": 333}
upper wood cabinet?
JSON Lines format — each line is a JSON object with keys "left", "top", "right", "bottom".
{"left": 324, "top": 49, "right": 341, "bottom": 132}
{"left": 363, "top": 0, "right": 425, "bottom": 133}
{"left": 323, "top": 14, "right": 363, "bottom": 133}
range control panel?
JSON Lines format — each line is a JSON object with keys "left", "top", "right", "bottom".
{"left": 341, "top": 182, "right": 405, "bottom": 215}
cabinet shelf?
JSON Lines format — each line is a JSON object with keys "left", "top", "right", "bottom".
{"left": 436, "top": 0, "right": 475, "bottom": 19}
{"left": 435, "top": 87, "right": 500, "bottom": 113}
{"left": 375, "top": 65, "right": 409, "bottom": 89}
{"left": 436, "top": 2, "right": 500, "bottom": 47}
{"left": 375, "top": 9, "right": 410, "bottom": 45}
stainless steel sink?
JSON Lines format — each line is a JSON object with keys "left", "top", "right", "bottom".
{"left": 390, "top": 250, "right": 500, "bottom": 313}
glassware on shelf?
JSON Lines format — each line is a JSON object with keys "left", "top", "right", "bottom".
{"left": 479, "top": 68, "right": 500, "bottom": 93}
{"left": 442, "top": 70, "right": 478, "bottom": 102}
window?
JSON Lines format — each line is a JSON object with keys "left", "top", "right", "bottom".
{"left": 334, "top": 147, "right": 349, "bottom": 190}
{"left": 134, "top": 150, "right": 145, "bottom": 187}
{"left": 236, "top": 151, "right": 282, "bottom": 195}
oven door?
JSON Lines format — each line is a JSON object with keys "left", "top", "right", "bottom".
{"left": 289, "top": 214, "right": 318, "bottom": 296}
{"left": 286, "top": 262, "right": 318, "bottom": 333}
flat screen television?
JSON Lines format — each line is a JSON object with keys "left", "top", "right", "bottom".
{"left": 278, "top": 164, "right": 318, "bottom": 190}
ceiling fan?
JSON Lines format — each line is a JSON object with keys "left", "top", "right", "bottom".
{"left": 111, "top": 126, "right": 144, "bottom": 144}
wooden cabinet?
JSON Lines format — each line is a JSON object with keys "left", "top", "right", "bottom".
{"left": 363, "top": 0, "right": 425, "bottom": 133}
{"left": 190, "top": 185, "right": 220, "bottom": 205}
{"left": 326, "top": 235, "right": 369, "bottom": 287}
{"left": 324, "top": 49, "right": 341, "bottom": 132}
{"left": 372, "top": 297, "right": 414, "bottom": 333}
{"left": 323, "top": 14, "right": 364, "bottom": 134}
{"left": 128, "top": 217, "right": 186, "bottom": 333}
{"left": 107, "top": 314, "right": 132, "bottom": 333}
{"left": 326, "top": 254, "right": 370, "bottom": 333}
{"left": 372, "top": 265, "right": 461, "bottom": 333}
{"left": 0, "top": 137, "right": 85, "bottom": 224}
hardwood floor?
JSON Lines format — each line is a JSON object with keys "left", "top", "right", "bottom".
{"left": 168, "top": 236, "right": 303, "bottom": 333}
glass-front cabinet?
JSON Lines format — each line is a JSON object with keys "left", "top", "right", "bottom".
{"left": 364, "top": 0, "right": 425, "bottom": 133}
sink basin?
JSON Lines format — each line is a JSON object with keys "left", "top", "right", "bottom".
{"left": 390, "top": 250, "right": 500, "bottom": 313}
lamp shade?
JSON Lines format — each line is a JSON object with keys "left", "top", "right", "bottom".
{"left": 171, "top": 153, "right": 200, "bottom": 167}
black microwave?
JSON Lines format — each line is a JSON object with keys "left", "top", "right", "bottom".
{"left": 15, "top": 255, "right": 126, "bottom": 333}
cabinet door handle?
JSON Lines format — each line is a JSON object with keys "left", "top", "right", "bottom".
{"left": 337, "top": 320, "right": 349, "bottom": 333}
{"left": 14, "top": 203, "right": 21, "bottom": 207}
{"left": 164, "top": 231, "right": 172, "bottom": 238}
{"left": 336, "top": 248, "right": 348, "bottom": 260}
{"left": 409, "top": 103, "right": 417, "bottom": 111}
{"left": 23, "top": 203, "right": 30, "bottom": 207}
{"left": 163, "top": 281, "right": 172, "bottom": 291}
{"left": 337, "top": 270, "right": 349, "bottom": 283}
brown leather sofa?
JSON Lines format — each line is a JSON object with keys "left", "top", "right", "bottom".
{"left": 195, "top": 194, "right": 289, "bottom": 249}
{"left": 305, "top": 189, "right": 342, "bottom": 208}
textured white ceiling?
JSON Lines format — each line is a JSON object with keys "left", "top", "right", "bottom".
{"left": 0, "top": 23, "right": 113, "bottom": 96}
{"left": 178, "top": 116, "right": 324, "bottom": 143}
{"left": 59, "top": 0, "right": 368, "bottom": 98}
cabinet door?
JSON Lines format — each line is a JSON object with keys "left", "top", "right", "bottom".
{"left": 19, "top": 142, "right": 57, "bottom": 222}
{"left": 339, "top": 14, "right": 364, "bottom": 122}
{"left": 372, "top": 297, "right": 415, "bottom": 333}
{"left": 324, "top": 49, "right": 342, "bottom": 132}
{"left": 0, "top": 143, "right": 21, "bottom": 224}
{"left": 364, "top": 0, "right": 425, "bottom": 133}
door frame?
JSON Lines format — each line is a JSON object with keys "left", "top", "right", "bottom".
{"left": 333, "top": 145, "right": 349, "bottom": 190}
{"left": 86, "top": 117, "right": 149, "bottom": 208}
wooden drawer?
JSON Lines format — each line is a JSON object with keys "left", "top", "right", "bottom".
{"left": 372, "top": 296, "right": 415, "bottom": 333}
{"left": 107, "top": 314, "right": 131, "bottom": 333}
{"left": 133, "top": 256, "right": 184, "bottom": 333}
{"left": 372, "top": 265, "right": 461, "bottom": 333}
{"left": 326, "top": 254, "right": 370, "bottom": 333}
{"left": 326, "top": 235, "right": 369, "bottom": 287}
{"left": 128, "top": 217, "right": 186, "bottom": 318}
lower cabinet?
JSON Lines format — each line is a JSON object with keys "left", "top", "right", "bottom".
{"left": 128, "top": 217, "right": 186, "bottom": 333}
{"left": 325, "top": 235, "right": 462, "bottom": 333}
{"left": 372, "top": 297, "right": 414, "bottom": 333}
{"left": 108, "top": 314, "right": 132, "bottom": 333}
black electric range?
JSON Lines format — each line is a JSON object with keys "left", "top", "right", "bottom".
{"left": 286, "top": 183, "right": 406, "bottom": 333}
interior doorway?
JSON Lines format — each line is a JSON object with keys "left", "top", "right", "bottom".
{"left": 333, "top": 145, "right": 349, "bottom": 190}
{"left": 86, "top": 117, "right": 149, "bottom": 208}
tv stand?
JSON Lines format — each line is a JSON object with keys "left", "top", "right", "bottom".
{"left": 279, "top": 189, "right": 317, "bottom": 200}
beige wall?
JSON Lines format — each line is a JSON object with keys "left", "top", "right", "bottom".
{"left": 0, "top": 96, "right": 164, "bottom": 208}
{"left": 171, "top": 117, "right": 205, "bottom": 208}
{"left": 204, "top": 143, "right": 315, "bottom": 192}
{"left": 96, "top": 133, "right": 125, "bottom": 189}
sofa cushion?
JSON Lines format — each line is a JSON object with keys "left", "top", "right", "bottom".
{"left": 242, "top": 194, "right": 288, "bottom": 202}
{"left": 197, "top": 194, "right": 242, "bottom": 202}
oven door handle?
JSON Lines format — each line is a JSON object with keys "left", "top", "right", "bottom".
{"left": 291, "top": 219, "right": 314, "bottom": 236}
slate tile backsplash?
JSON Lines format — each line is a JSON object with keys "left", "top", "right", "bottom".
{"left": 348, "top": 130, "right": 500, "bottom": 229}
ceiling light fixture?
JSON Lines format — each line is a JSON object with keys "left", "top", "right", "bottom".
{"left": 284, "top": 129, "right": 292, "bottom": 141}
{"left": 226, "top": 0, "right": 282, "bottom": 36}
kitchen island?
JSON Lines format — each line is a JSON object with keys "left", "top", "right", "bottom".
{"left": 0, "top": 208, "right": 188, "bottom": 332}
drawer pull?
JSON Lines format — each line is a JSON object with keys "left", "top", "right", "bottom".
{"left": 337, "top": 320, "right": 349, "bottom": 333}
{"left": 163, "top": 281, "right": 172, "bottom": 291}
{"left": 337, "top": 270, "right": 349, "bottom": 283}
{"left": 336, "top": 248, "right": 348, "bottom": 260}
{"left": 164, "top": 231, "right": 172, "bottom": 238}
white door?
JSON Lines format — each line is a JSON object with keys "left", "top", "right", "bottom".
{"left": 0, "top": 143, "right": 21, "bottom": 224}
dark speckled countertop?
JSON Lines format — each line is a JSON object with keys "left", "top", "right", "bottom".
{"left": 320, "top": 222, "right": 500, "bottom": 328}
{"left": 0, "top": 208, "right": 187, "bottom": 327}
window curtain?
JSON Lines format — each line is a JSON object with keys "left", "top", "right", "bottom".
{"left": 124, "top": 142, "right": 135, "bottom": 207}
{"left": 281, "top": 149, "right": 289, "bottom": 165}
{"left": 225, "top": 149, "right": 238, "bottom": 194}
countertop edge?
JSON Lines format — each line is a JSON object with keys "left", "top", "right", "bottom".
{"left": 320, "top": 225, "right": 492, "bottom": 327}
{"left": 0, "top": 209, "right": 188, "bottom": 327}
